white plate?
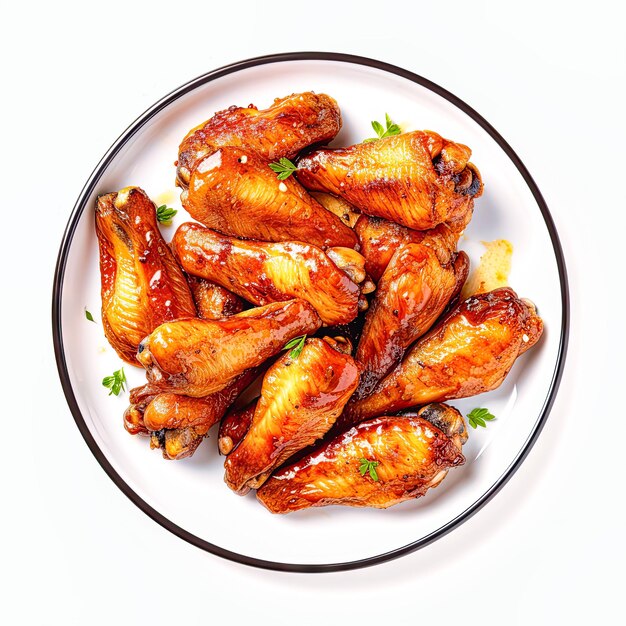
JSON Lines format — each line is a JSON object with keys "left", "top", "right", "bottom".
{"left": 53, "top": 53, "right": 569, "bottom": 572}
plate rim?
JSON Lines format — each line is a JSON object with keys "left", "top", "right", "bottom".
{"left": 51, "top": 51, "right": 570, "bottom": 573}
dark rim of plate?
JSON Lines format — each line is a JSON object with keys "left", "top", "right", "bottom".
{"left": 52, "top": 52, "right": 570, "bottom": 573}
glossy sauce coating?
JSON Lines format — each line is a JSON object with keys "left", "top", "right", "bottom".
{"left": 186, "top": 274, "right": 244, "bottom": 319}
{"left": 173, "top": 223, "right": 361, "bottom": 325}
{"left": 181, "top": 146, "right": 357, "bottom": 248}
{"left": 355, "top": 212, "right": 472, "bottom": 282}
{"left": 353, "top": 244, "right": 469, "bottom": 401}
{"left": 176, "top": 92, "right": 341, "bottom": 187}
{"left": 344, "top": 287, "right": 543, "bottom": 426}
{"left": 296, "top": 131, "right": 482, "bottom": 231}
{"left": 224, "top": 338, "right": 360, "bottom": 494}
{"left": 257, "top": 414, "right": 465, "bottom": 513}
{"left": 136, "top": 299, "right": 322, "bottom": 397}
{"left": 95, "top": 187, "right": 196, "bottom": 364}
{"left": 218, "top": 401, "right": 256, "bottom": 455}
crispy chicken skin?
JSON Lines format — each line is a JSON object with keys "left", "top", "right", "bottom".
{"left": 224, "top": 338, "right": 360, "bottom": 494}
{"left": 344, "top": 287, "right": 543, "bottom": 425}
{"left": 218, "top": 401, "right": 256, "bottom": 455}
{"left": 296, "top": 131, "right": 483, "bottom": 231}
{"left": 186, "top": 274, "right": 244, "bottom": 319}
{"left": 353, "top": 244, "right": 469, "bottom": 401}
{"left": 257, "top": 407, "right": 466, "bottom": 513}
{"left": 95, "top": 187, "right": 196, "bottom": 364}
{"left": 355, "top": 212, "right": 472, "bottom": 282}
{"left": 181, "top": 146, "right": 357, "bottom": 249}
{"left": 173, "top": 223, "right": 361, "bottom": 325}
{"left": 136, "top": 300, "right": 322, "bottom": 397}
{"left": 176, "top": 92, "right": 342, "bottom": 188}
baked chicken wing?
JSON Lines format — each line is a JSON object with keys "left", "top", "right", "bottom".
{"left": 344, "top": 287, "right": 543, "bottom": 426}
{"left": 256, "top": 404, "right": 466, "bottom": 513}
{"left": 176, "top": 92, "right": 341, "bottom": 187}
{"left": 173, "top": 223, "right": 361, "bottom": 325}
{"left": 296, "top": 131, "right": 482, "bottom": 231}
{"left": 186, "top": 274, "right": 244, "bottom": 320}
{"left": 137, "top": 299, "right": 321, "bottom": 397}
{"left": 353, "top": 244, "right": 469, "bottom": 400}
{"left": 224, "top": 337, "right": 359, "bottom": 494}
{"left": 95, "top": 186, "right": 196, "bottom": 363}
{"left": 180, "top": 146, "right": 357, "bottom": 249}
{"left": 355, "top": 212, "right": 472, "bottom": 282}
{"left": 143, "top": 368, "right": 258, "bottom": 460}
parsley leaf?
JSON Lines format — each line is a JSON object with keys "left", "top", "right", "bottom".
{"left": 283, "top": 334, "right": 307, "bottom": 359}
{"left": 269, "top": 157, "right": 297, "bottom": 180}
{"left": 102, "top": 368, "right": 127, "bottom": 396}
{"left": 467, "top": 407, "right": 496, "bottom": 429}
{"left": 84, "top": 308, "right": 96, "bottom": 323}
{"left": 156, "top": 205, "right": 177, "bottom": 225}
{"left": 364, "top": 112, "right": 401, "bottom": 142}
{"left": 359, "top": 458, "right": 380, "bottom": 481}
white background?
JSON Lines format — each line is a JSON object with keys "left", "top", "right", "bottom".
{"left": 1, "top": 1, "right": 624, "bottom": 624}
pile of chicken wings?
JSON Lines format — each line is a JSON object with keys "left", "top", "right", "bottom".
{"left": 96, "top": 92, "right": 543, "bottom": 513}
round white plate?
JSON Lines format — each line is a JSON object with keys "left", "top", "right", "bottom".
{"left": 53, "top": 53, "right": 568, "bottom": 572}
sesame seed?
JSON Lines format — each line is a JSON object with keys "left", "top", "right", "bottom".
{"left": 522, "top": 334, "right": 529, "bottom": 342}
{"left": 278, "top": 182, "right": 287, "bottom": 192}
{"left": 240, "top": 155, "right": 247, "bottom": 164}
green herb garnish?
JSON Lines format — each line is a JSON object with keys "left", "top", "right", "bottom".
{"left": 84, "top": 308, "right": 96, "bottom": 323}
{"left": 359, "top": 458, "right": 380, "bottom": 481}
{"left": 364, "top": 113, "right": 401, "bottom": 142}
{"left": 102, "top": 368, "right": 127, "bottom": 396}
{"left": 156, "top": 205, "right": 178, "bottom": 225}
{"left": 269, "top": 157, "right": 297, "bottom": 180}
{"left": 467, "top": 407, "right": 496, "bottom": 429}
{"left": 283, "top": 334, "right": 307, "bottom": 359}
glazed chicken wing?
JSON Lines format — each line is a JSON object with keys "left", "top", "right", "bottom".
{"left": 176, "top": 92, "right": 341, "bottom": 187}
{"left": 218, "top": 401, "right": 256, "bottom": 456}
{"left": 257, "top": 404, "right": 466, "bottom": 513}
{"left": 355, "top": 211, "right": 472, "bottom": 282}
{"left": 181, "top": 146, "right": 357, "bottom": 249}
{"left": 186, "top": 274, "right": 244, "bottom": 319}
{"left": 344, "top": 287, "right": 543, "bottom": 426}
{"left": 142, "top": 368, "right": 258, "bottom": 460}
{"left": 137, "top": 299, "right": 321, "bottom": 397}
{"left": 95, "top": 187, "right": 196, "bottom": 364}
{"left": 353, "top": 244, "right": 469, "bottom": 401}
{"left": 224, "top": 337, "right": 360, "bottom": 494}
{"left": 173, "top": 223, "right": 361, "bottom": 325}
{"left": 296, "top": 131, "right": 482, "bottom": 231}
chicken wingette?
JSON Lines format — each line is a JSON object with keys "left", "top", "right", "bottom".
{"left": 136, "top": 300, "right": 321, "bottom": 397}
{"left": 173, "top": 223, "right": 362, "bottom": 325}
{"left": 147, "top": 372, "right": 258, "bottom": 460}
{"left": 257, "top": 404, "right": 466, "bottom": 513}
{"left": 176, "top": 92, "right": 342, "bottom": 187}
{"left": 224, "top": 338, "right": 359, "bottom": 494}
{"left": 296, "top": 130, "right": 482, "bottom": 231}
{"left": 355, "top": 212, "right": 472, "bottom": 282}
{"left": 181, "top": 146, "right": 357, "bottom": 248}
{"left": 342, "top": 287, "right": 543, "bottom": 428}
{"left": 353, "top": 244, "right": 469, "bottom": 400}
{"left": 95, "top": 186, "right": 196, "bottom": 364}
